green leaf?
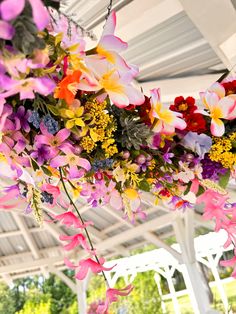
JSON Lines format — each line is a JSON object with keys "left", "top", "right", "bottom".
{"left": 31, "top": 158, "right": 39, "bottom": 171}
{"left": 41, "top": 166, "right": 52, "bottom": 177}
{"left": 138, "top": 180, "right": 151, "bottom": 192}
{"left": 47, "top": 104, "right": 59, "bottom": 116}
{"left": 183, "top": 182, "right": 191, "bottom": 195}
{"left": 218, "top": 169, "right": 230, "bottom": 189}
{"left": 196, "top": 185, "right": 205, "bottom": 197}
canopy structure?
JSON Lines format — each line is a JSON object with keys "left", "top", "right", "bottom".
{"left": 0, "top": 0, "right": 236, "bottom": 313}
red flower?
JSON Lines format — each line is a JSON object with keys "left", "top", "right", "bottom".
{"left": 222, "top": 79, "right": 236, "bottom": 96}
{"left": 138, "top": 96, "right": 152, "bottom": 125}
{"left": 185, "top": 113, "right": 207, "bottom": 133}
{"left": 170, "top": 96, "right": 197, "bottom": 115}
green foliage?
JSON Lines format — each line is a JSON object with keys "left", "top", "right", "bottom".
{"left": 0, "top": 283, "right": 16, "bottom": 314}
{"left": 87, "top": 271, "right": 162, "bottom": 314}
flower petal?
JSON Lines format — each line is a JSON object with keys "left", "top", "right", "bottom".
{"left": 28, "top": 0, "right": 50, "bottom": 30}
{"left": 0, "top": 20, "right": 15, "bottom": 39}
{"left": 102, "top": 11, "right": 116, "bottom": 36}
{"left": 0, "top": 0, "right": 25, "bottom": 20}
{"left": 99, "top": 35, "right": 128, "bottom": 52}
{"left": 210, "top": 118, "right": 225, "bottom": 137}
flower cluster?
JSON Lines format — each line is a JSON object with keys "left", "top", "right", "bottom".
{"left": 1, "top": 1, "right": 236, "bottom": 311}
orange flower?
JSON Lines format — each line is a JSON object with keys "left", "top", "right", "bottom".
{"left": 55, "top": 70, "right": 81, "bottom": 105}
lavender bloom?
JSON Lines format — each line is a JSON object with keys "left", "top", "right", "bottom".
{"left": 28, "top": 110, "right": 40, "bottom": 129}
{"left": 43, "top": 114, "right": 59, "bottom": 135}
{"left": 181, "top": 132, "right": 212, "bottom": 158}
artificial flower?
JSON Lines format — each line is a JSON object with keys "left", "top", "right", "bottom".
{"left": 64, "top": 257, "right": 115, "bottom": 280}
{"left": 54, "top": 70, "right": 82, "bottom": 105}
{"left": 197, "top": 89, "right": 236, "bottom": 136}
{"left": 59, "top": 233, "right": 91, "bottom": 252}
{"left": 181, "top": 132, "right": 212, "bottom": 158}
{"left": 48, "top": 211, "right": 93, "bottom": 229}
{"left": 149, "top": 88, "right": 186, "bottom": 134}
{"left": 97, "top": 285, "right": 133, "bottom": 314}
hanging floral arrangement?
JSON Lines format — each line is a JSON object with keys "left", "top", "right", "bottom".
{"left": 1, "top": 0, "right": 236, "bottom": 312}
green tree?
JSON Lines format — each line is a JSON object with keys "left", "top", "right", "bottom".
{"left": 0, "top": 282, "right": 16, "bottom": 314}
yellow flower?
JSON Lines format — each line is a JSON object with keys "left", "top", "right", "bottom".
{"left": 80, "top": 136, "right": 96, "bottom": 153}
{"left": 60, "top": 107, "right": 85, "bottom": 129}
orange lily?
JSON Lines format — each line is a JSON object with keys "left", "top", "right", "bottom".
{"left": 54, "top": 70, "right": 81, "bottom": 105}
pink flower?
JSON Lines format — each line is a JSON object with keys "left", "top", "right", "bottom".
{"left": 197, "top": 189, "right": 229, "bottom": 231}
{"left": 1, "top": 77, "right": 55, "bottom": 100}
{"left": 59, "top": 233, "right": 92, "bottom": 253}
{"left": 78, "top": 59, "right": 144, "bottom": 108}
{"left": 150, "top": 88, "right": 186, "bottom": 134}
{"left": 196, "top": 83, "right": 236, "bottom": 136}
{"left": 97, "top": 284, "right": 133, "bottom": 314}
{"left": 0, "top": 0, "right": 50, "bottom": 31}
{"left": 47, "top": 211, "right": 93, "bottom": 229}
{"left": 95, "top": 11, "right": 130, "bottom": 73}
{"left": 64, "top": 257, "right": 116, "bottom": 280}
{"left": 36, "top": 124, "right": 72, "bottom": 158}
{"left": 50, "top": 146, "right": 91, "bottom": 179}
{"left": 40, "top": 183, "right": 60, "bottom": 207}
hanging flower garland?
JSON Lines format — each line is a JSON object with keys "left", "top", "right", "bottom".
{"left": 1, "top": 1, "right": 236, "bottom": 312}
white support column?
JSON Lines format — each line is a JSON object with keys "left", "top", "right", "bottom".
{"left": 154, "top": 273, "right": 167, "bottom": 314}
{"left": 207, "top": 253, "right": 229, "bottom": 313}
{"left": 76, "top": 280, "right": 87, "bottom": 314}
{"left": 164, "top": 266, "right": 181, "bottom": 314}
{"left": 173, "top": 216, "right": 214, "bottom": 314}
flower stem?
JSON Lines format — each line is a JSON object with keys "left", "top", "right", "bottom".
{"left": 59, "top": 167, "right": 109, "bottom": 286}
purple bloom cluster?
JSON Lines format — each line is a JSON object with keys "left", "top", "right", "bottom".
{"left": 201, "top": 156, "right": 227, "bottom": 181}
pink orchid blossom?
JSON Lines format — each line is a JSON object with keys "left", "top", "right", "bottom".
{"left": 197, "top": 189, "right": 229, "bottom": 232}
{"left": 97, "top": 284, "right": 133, "bottom": 314}
{"left": 64, "top": 257, "right": 116, "bottom": 280}
{"left": 36, "top": 124, "right": 72, "bottom": 158}
{"left": 0, "top": 77, "right": 55, "bottom": 100}
{"left": 50, "top": 146, "right": 91, "bottom": 179}
{"left": 78, "top": 59, "right": 144, "bottom": 108}
{"left": 59, "top": 233, "right": 92, "bottom": 253}
{"left": 94, "top": 11, "right": 130, "bottom": 73}
{"left": 196, "top": 86, "right": 236, "bottom": 136}
{"left": 150, "top": 88, "right": 186, "bottom": 134}
{"left": 0, "top": 0, "right": 50, "bottom": 31}
{"left": 48, "top": 211, "right": 93, "bottom": 229}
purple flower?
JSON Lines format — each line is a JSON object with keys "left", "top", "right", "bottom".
{"left": 11, "top": 106, "right": 30, "bottom": 132}
{"left": 30, "top": 144, "right": 52, "bottom": 166}
{"left": 163, "top": 150, "right": 174, "bottom": 164}
{"left": 201, "top": 156, "right": 227, "bottom": 181}
{"left": 181, "top": 132, "right": 212, "bottom": 158}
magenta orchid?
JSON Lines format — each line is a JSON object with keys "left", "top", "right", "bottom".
{"left": 59, "top": 233, "right": 91, "bottom": 252}
{"left": 64, "top": 257, "right": 116, "bottom": 280}
{"left": 48, "top": 211, "right": 93, "bottom": 229}
{"left": 97, "top": 284, "right": 133, "bottom": 314}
